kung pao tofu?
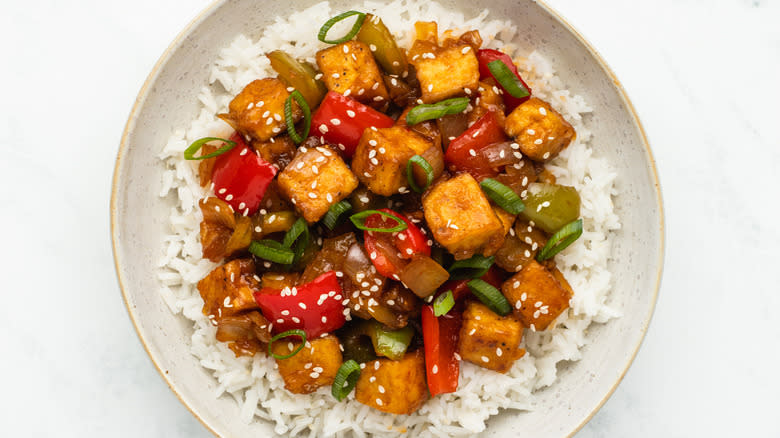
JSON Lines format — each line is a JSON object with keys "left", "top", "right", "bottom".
{"left": 186, "top": 11, "right": 585, "bottom": 415}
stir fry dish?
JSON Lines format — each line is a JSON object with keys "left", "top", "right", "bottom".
{"left": 186, "top": 11, "right": 583, "bottom": 415}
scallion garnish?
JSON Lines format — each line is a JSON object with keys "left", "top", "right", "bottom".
{"left": 405, "top": 97, "right": 470, "bottom": 125}
{"left": 406, "top": 155, "right": 434, "bottom": 193}
{"left": 322, "top": 200, "right": 352, "bottom": 230}
{"left": 487, "top": 60, "right": 530, "bottom": 99}
{"left": 285, "top": 90, "right": 311, "bottom": 144}
{"left": 248, "top": 240, "right": 295, "bottom": 264}
{"left": 349, "top": 210, "right": 408, "bottom": 233}
{"left": 282, "top": 217, "right": 308, "bottom": 248}
{"left": 433, "top": 290, "right": 455, "bottom": 316}
{"left": 183, "top": 137, "right": 236, "bottom": 160}
{"left": 467, "top": 279, "right": 512, "bottom": 316}
{"left": 331, "top": 359, "right": 361, "bottom": 401}
{"left": 318, "top": 11, "right": 367, "bottom": 44}
{"left": 536, "top": 218, "right": 583, "bottom": 261}
{"left": 479, "top": 178, "right": 525, "bottom": 214}
{"left": 448, "top": 254, "right": 494, "bottom": 280}
{"left": 268, "top": 329, "right": 307, "bottom": 360}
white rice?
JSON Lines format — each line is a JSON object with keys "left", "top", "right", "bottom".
{"left": 156, "top": 0, "right": 621, "bottom": 436}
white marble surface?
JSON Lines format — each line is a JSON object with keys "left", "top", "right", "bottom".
{"left": 0, "top": 0, "right": 778, "bottom": 436}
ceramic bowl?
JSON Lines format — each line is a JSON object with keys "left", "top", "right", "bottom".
{"left": 111, "top": 0, "right": 664, "bottom": 436}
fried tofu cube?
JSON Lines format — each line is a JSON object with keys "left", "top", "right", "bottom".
{"left": 277, "top": 145, "right": 359, "bottom": 222}
{"left": 197, "top": 259, "right": 260, "bottom": 320}
{"left": 504, "top": 97, "right": 575, "bottom": 162}
{"left": 422, "top": 173, "right": 505, "bottom": 260}
{"left": 218, "top": 78, "right": 301, "bottom": 142}
{"left": 352, "top": 126, "right": 432, "bottom": 196}
{"left": 412, "top": 44, "right": 479, "bottom": 103}
{"left": 272, "top": 335, "right": 342, "bottom": 394}
{"left": 457, "top": 301, "right": 525, "bottom": 373}
{"left": 493, "top": 206, "right": 515, "bottom": 236}
{"left": 355, "top": 350, "right": 428, "bottom": 415}
{"left": 501, "top": 260, "right": 573, "bottom": 330}
{"left": 316, "top": 41, "right": 389, "bottom": 106}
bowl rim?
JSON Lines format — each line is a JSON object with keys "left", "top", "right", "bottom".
{"left": 110, "top": 0, "right": 665, "bottom": 436}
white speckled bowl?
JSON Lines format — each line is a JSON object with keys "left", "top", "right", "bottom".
{"left": 111, "top": 0, "right": 664, "bottom": 436}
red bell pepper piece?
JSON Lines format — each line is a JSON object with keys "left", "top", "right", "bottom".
{"left": 477, "top": 49, "right": 532, "bottom": 112}
{"left": 363, "top": 209, "right": 431, "bottom": 278}
{"left": 422, "top": 305, "right": 461, "bottom": 396}
{"left": 309, "top": 91, "right": 395, "bottom": 158}
{"left": 444, "top": 111, "right": 508, "bottom": 180}
{"left": 211, "top": 132, "right": 277, "bottom": 216}
{"left": 253, "top": 271, "right": 345, "bottom": 338}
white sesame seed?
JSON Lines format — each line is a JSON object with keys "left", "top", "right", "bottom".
{"left": 374, "top": 361, "right": 381, "bottom": 370}
{"left": 299, "top": 302, "right": 307, "bottom": 310}
{"left": 274, "top": 113, "right": 282, "bottom": 121}
{"left": 308, "top": 192, "right": 317, "bottom": 199}
{"left": 370, "top": 44, "right": 377, "bottom": 51}
{"left": 535, "top": 301, "right": 543, "bottom": 308}
{"left": 332, "top": 73, "right": 339, "bottom": 78}
{"left": 370, "top": 158, "right": 379, "bottom": 165}
{"left": 346, "top": 110, "right": 356, "bottom": 118}
{"left": 373, "top": 96, "right": 383, "bottom": 101}
{"left": 344, "top": 89, "right": 352, "bottom": 97}
{"left": 376, "top": 399, "right": 383, "bottom": 406}
{"left": 543, "top": 152, "right": 550, "bottom": 159}
{"left": 225, "top": 194, "right": 233, "bottom": 201}
{"left": 310, "top": 372, "right": 321, "bottom": 379}
{"left": 218, "top": 188, "right": 227, "bottom": 194}
{"left": 277, "top": 318, "right": 284, "bottom": 324}
{"left": 372, "top": 82, "right": 379, "bottom": 90}
{"left": 312, "top": 165, "right": 319, "bottom": 174}
{"left": 461, "top": 46, "right": 471, "bottom": 54}
{"left": 292, "top": 316, "right": 301, "bottom": 323}
{"left": 319, "top": 124, "right": 328, "bottom": 134}
{"left": 515, "top": 301, "right": 522, "bottom": 309}
{"left": 539, "top": 107, "right": 547, "bottom": 115}
{"left": 432, "top": 365, "right": 438, "bottom": 374}
{"left": 469, "top": 328, "right": 476, "bottom": 335}
{"left": 330, "top": 118, "right": 342, "bottom": 126}
{"left": 534, "top": 139, "right": 543, "bottom": 145}
{"left": 481, "top": 356, "right": 490, "bottom": 363}
{"left": 469, "top": 149, "right": 477, "bottom": 156}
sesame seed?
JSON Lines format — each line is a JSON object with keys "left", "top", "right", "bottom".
{"left": 319, "top": 124, "right": 328, "bottom": 134}
{"left": 369, "top": 376, "right": 376, "bottom": 383}
{"left": 515, "top": 301, "right": 522, "bottom": 309}
{"left": 469, "top": 149, "right": 477, "bottom": 156}
{"left": 373, "top": 96, "right": 383, "bottom": 102}
{"left": 469, "top": 328, "right": 476, "bottom": 335}
{"left": 308, "top": 192, "right": 317, "bottom": 199}
{"left": 312, "top": 165, "right": 318, "bottom": 174}
{"left": 342, "top": 45, "right": 349, "bottom": 53}
{"left": 461, "top": 46, "right": 471, "bottom": 54}
{"left": 344, "top": 89, "right": 351, "bottom": 97}
{"left": 299, "top": 302, "right": 307, "bottom": 310}
{"left": 370, "top": 158, "right": 379, "bottom": 165}
{"left": 363, "top": 172, "right": 371, "bottom": 178}
{"left": 358, "top": 88, "right": 365, "bottom": 95}
{"left": 372, "top": 82, "right": 379, "bottom": 90}
{"left": 225, "top": 194, "right": 233, "bottom": 201}
{"left": 274, "top": 113, "right": 282, "bottom": 121}
{"left": 535, "top": 301, "right": 543, "bottom": 308}
{"left": 525, "top": 249, "right": 531, "bottom": 257}
{"left": 534, "top": 139, "right": 543, "bottom": 145}
{"left": 277, "top": 318, "right": 284, "bottom": 323}
{"left": 310, "top": 372, "right": 320, "bottom": 379}
{"left": 346, "top": 110, "right": 356, "bottom": 118}
{"left": 304, "top": 362, "right": 313, "bottom": 369}
{"left": 543, "top": 152, "right": 550, "bottom": 159}
{"left": 481, "top": 356, "right": 490, "bottom": 363}
{"left": 378, "top": 385, "right": 385, "bottom": 393}
{"left": 539, "top": 107, "right": 547, "bottom": 115}
{"left": 218, "top": 188, "right": 227, "bottom": 194}
{"left": 370, "top": 44, "right": 377, "bottom": 51}
{"left": 326, "top": 193, "right": 333, "bottom": 202}
{"left": 376, "top": 399, "right": 383, "bottom": 406}
{"left": 330, "top": 118, "right": 342, "bottom": 126}
{"left": 432, "top": 365, "right": 438, "bottom": 374}
{"left": 533, "top": 310, "right": 541, "bottom": 319}
{"left": 374, "top": 361, "right": 381, "bottom": 370}
{"left": 292, "top": 316, "right": 301, "bottom": 323}
{"left": 332, "top": 73, "right": 340, "bottom": 78}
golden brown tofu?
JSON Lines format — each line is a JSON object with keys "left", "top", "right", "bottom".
{"left": 457, "top": 301, "right": 526, "bottom": 373}
{"left": 355, "top": 350, "right": 428, "bottom": 415}
{"left": 272, "top": 335, "right": 343, "bottom": 394}
{"left": 422, "top": 173, "right": 505, "bottom": 260}
{"left": 493, "top": 206, "right": 515, "bottom": 236}
{"left": 504, "top": 97, "right": 575, "bottom": 162}
{"left": 252, "top": 135, "right": 297, "bottom": 171}
{"left": 502, "top": 260, "right": 573, "bottom": 331}
{"left": 197, "top": 259, "right": 261, "bottom": 321}
{"left": 316, "top": 41, "right": 389, "bottom": 107}
{"left": 277, "top": 145, "right": 359, "bottom": 222}
{"left": 412, "top": 44, "right": 479, "bottom": 103}
{"left": 218, "top": 78, "right": 301, "bottom": 142}
{"left": 352, "top": 126, "right": 432, "bottom": 196}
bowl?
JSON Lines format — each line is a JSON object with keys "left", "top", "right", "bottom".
{"left": 111, "top": 0, "right": 664, "bottom": 436}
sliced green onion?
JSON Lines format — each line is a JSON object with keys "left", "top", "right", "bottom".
{"left": 331, "top": 359, "right": 361, "bottom": 401}
{"left": 285, "top": 90, "right": 311, "bottom": 144}
{"left": 433, "top": 290, "right": 455, "bottom": 316}
{"left": 405, "top": 97, "right": 470, "bottom": 125}
{"left": 448, "top": 254, "right": 494, "bottom": 280}
{"left": 183, "top": 137, "right": 236, "bottom": 160}
{"left": 480, "top": 178, "right": 525, "bottom": 214}
{"left": 322, "top": 200, "right": 352, "bottom": 230}
{"left": 536, "top": 218, "right": 583, "bottom": 261}
{"left": 282, "top": 217, "right": 307, "bottom": 247}
{"left": 406, "top": 155, "right": 434, "bottom": 193}
{"left": 349, "top": 210, "right": 407, "bottom": 233}
{"left": 467, "top": 279, "right": 512, "bottom": 316}
{"left": 318, "top": 11, "right": 367, "bottom": 44}
{"left": 248, "top": 240, "right": 295, "bottom": 264}
{"left": 268, "top": 329, "right": 307, "bottom": 360}
{"left": 487, "top": 60, "right": 530, "bottom": 99}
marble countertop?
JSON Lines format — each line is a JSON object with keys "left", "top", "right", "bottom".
{"left": 1, "top": 0, "right": 777, "bottom": 436}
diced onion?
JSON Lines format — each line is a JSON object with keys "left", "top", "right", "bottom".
{"left": 398, "top": 255, "right": 450, "bottom": 298}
